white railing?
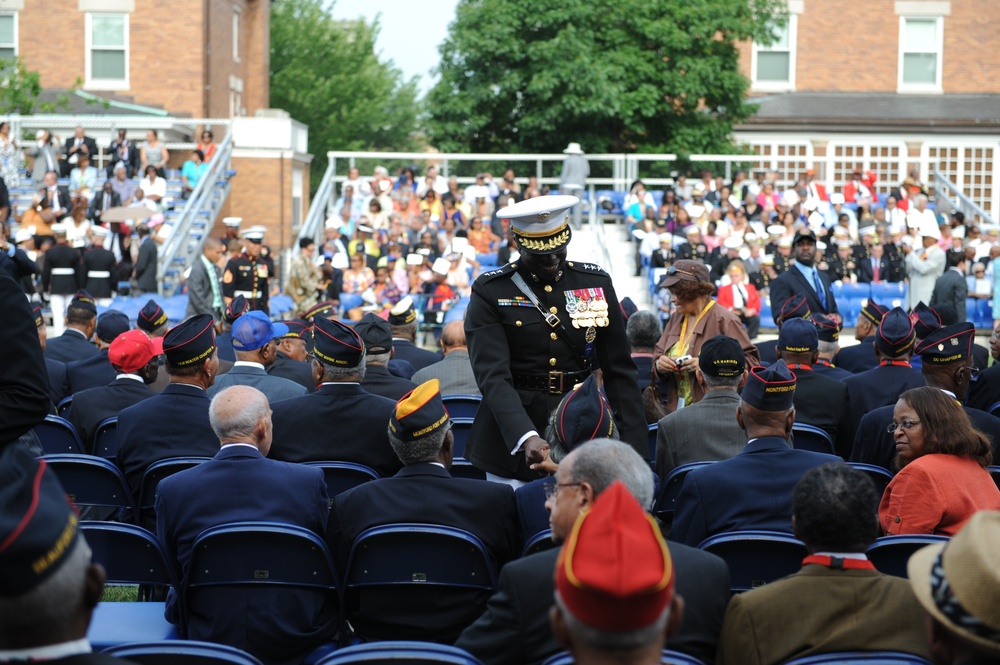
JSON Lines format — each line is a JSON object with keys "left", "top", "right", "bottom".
{"left": 933, "top": 170, "right": 995, "bottom": 226}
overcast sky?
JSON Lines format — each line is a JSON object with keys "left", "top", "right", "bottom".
{"left": 327, "top": 0, "right": 459, "bottom": 96}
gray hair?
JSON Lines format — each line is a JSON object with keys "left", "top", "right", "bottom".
{"left": 365, "top": 351, "right": 391, "bottom": 366}
{"left": 626, "top": 311, "right": 662, "bottom": 351}
{"left": 387, "top": 422, "right": 451, "bottom": 465}
{"left": 0, "top": 538, "right": 90, "bottom": 639}
{"left": 319, "top": 352, "right": 366, "bottom": 383}
{"left": 701, "top": 372, "right": 742, "bottom": 390}
{"left": 817, "top": 340, "right": 839, "bottom": 356}
{"left": 564, "top": 438, "right": 654, "bottom": 509}
{"left": 554, "top": 592, "right": 671, "bottom": 651}
{"left": 209, "top": 385, "right": 270, "bottom": 441}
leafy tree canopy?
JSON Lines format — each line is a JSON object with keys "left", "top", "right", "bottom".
{"left": 426, "top": 0, "right": 785, "bottom": 156}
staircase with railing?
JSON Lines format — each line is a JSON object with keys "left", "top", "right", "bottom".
{"left": 932, "top": 169, "right": 996, "bottom": 227}
{"left": 157, "top": 134, "right": 236, "bottom": 296}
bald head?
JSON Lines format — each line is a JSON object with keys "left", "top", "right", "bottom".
{"left": 209, "top": 386, "right": 272, "bottom": 453}
{"left": 440, "top": 320, "right": 467, "bottom": 352}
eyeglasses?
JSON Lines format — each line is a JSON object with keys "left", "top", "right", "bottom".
{"left": 886, "top": 420, "right": 921, "bottom": 433}
{"left": 962, "top": 365, "right": 980, "bottom": 380}
{"left": 543, "top": 482, "right": 581, "bottom": 500}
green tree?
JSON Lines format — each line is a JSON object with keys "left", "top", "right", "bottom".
{"left": 270, "top": 0, "right": 423, "bottom": 188}
{"left": 427, "top": 0, "right": 785, "bottom": 156}
{"left": 0, "top": 58, "right": 75, "bottom": 115}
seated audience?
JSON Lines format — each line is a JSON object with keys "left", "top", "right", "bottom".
{"left": 266, "top": 318, "right": 315, "bottom": 392}
{"left": 45, "top": 293, "right": 99, "bottom": 364}
{"left": 355, "top": 312, "right": 417, "bottom": 401}
{"left": 65, "top": 310, "right": 130, "bottom": 395}
{"left": 626, "top": 310, "right": 662, "bottom": 392}
{"left": 833, "top": 300, "right": 887, "bottom": 373}
{"left": 811, "top": 313, "right": 852, "bottom": 380}
{"left": 388, "top": 297, "right": 441, "bottom": 371}
{"left": 411, "top": 320, "right": 480, "bottom": 396}
{"left": 206, "top": 311, "right": 306, "bottom": 403}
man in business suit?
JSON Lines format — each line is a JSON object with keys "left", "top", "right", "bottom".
{"left": 133, "top": 224, "right": 158, "bottom": 296}
{"left": 87, "top": 181, "right": 122, "bottom": 226}
{"left": 41, "top": 170, "right": 72, "bottom": 221}
{"left": 61, "top": 125, "right": 98, "bottom": 177}
{"left": 456, "top": 438, "right": 732, "bottom": 665}
{"left": 355, "top": 313, "right": 418, "bottom": 401}
{"left": 269, "top": 317, "right": 402, "bottom": 476}
{"left": 327, "top": 379, "right": 519, "bottom": 642}
{"left": 116, "top": 314, "right": 220, "bottom": 497}
{"left": 834, "top": 300, "right": 888, "bottom": 374}
{"left": 931, "top": 250, "right": 970, "bottom": 324}
{"left": 185, "top": 237, "right": 225, "bottom": 322}
{"left": 671, "top": 361, "right": 842, "bottom": 547}
{"left": 44, "top": 292, "right": 99, "bottom": 364}
{"left": 388, "top": 296, "right": 442, "bottom": 371}
{"left": 775, "top": 318, "right": 851, "bottom": 457}
{"left": 66, "top": 329, "right": 160, "bottom": 452}
{"left": 716, "top": 463, "right": 932, "bottom": 664}
{"left": 856, "top": 243, "right": 892, "bottom": 284}
{"left": 656, "top": 335, "right": 748, "bottom": 480}
{"left": 411, "top": 320, "right": 481, "bottom": 396}
{"left": 156, "top": 385, "right": 335, "bottom": 665}
{"left": 41, "top": 225, "right": 82, "bottom": 338}
{"left": 0, "top": 277, "right": 50, "bottom": 446}
{"left": 267, "top": 318, "right": 315, "bottom": 391}
{"left": 967, "top": 319, "right": 1000, "bottom": 412}
{"left": 207, "top": 311, "right": 306, "bottom": 404}
{"left": 65, "top": 310, "right": 130, "bottom": 395}
{"left": 768, "top": 228, "right": 839, "bottom": 325}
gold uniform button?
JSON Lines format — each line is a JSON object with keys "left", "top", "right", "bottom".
{"left": 544, "top": 285, "right": 552, "bottom": 293}
{"left": 550, "top": 332, "right": 558, "bottom": 340}
{"left": 510, "top": 263, "right": 517, "bottom": 268}
{"left": 515, "top": 320, "right": 522, "bottom": 327}
{"left": 568, "top": 262, "right": 574, "bottom": 267}
{"left": 549, "top": 358, "right": 557, "bottom": 366}
{"left": 549, "top": 307, "right": 558, "bottom": 314}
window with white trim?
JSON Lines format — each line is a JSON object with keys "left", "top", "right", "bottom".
{"left": 232, "top": 8, "right": 240, "bottom": 63}
{"left": 752, "top": 16, "right": 796, "bottom": 91}
{"left": 0, "top": 13, "right": 17, "bottom": 61}
{"left": 899, "top": 16, "right": 942, "bottom": 91}
{"left": 86, "top": 13, "right": 128, "bottom": 89}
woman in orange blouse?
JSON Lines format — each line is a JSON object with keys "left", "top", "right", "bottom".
{"left": 467, "top": 216, "right": 500, "bottom": 254}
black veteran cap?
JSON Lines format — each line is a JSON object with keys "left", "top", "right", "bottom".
{"left": 355, "top": 313, "right": 393, "bottom": 354}
{"left": 777, "top": 294, "right": 810, "bottom": 325}
{"left": 550, "top": 374, "right": 615, "bottom": 449}
{"left": 699, "top": 335, "right": 746, "bottom": 378}
{"left": 95, "top": 309, "right": 131, "bottom": 343}
{"left": 279, "top": 318, "right": 312, "bottom": 340}
{"left": 69, "top": 290, "right": 97, "bottom": 314}
{"left": 860, "top": 299, "right": 889, "bottom": 327}
{"left": 137, "top": 298, "right": 168, "bottom": 332}
{"left": 811, "top": 313, "right": 841, "bottom": 343}
{"left": 388, "top": 296, "right": 417, "bottom": 326}
{"left": 313, "top": 316, "right": 364, "bottom": 367}
{"left": 497, "top": 194, "right": 577, "bottom": 254}
{"left": 793, "top": 228, "right": 819, "bottom": 246}
{"left": 914, "top": 322, "right": 975, "bottom": 365}
{"left": 389, "top": 378, "right": 450, "bottom": 442}
{"left": 31, "top": 303, "right": 45, "bottom": 329}
{"left": 910, "top": 302, "right": 943, "bottom": 339}
{"left": 302, "top": 300, "right": 336, "bottom": 323}
{"left": 0, "top": 446, "right": 80, "bottom": 597}
{"left": 162, "top": 314, "right": 217, "bottom": 368}
{"left": 742, "top": 359, "right": 796, "bottom": 411}
{"left": 875, "top": 307, "right": 916, "bottom": 358}
{"left": 778, "top": 317, "right": 819, "bottom": 353}
{"left": 224, "top": 295, "right": 250, "bottom": 324}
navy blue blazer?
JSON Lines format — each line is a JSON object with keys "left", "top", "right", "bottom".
{"left": 671, "top": 436, "right": 841, "bottom": 547}
{"left": 388, "top": 358, "right": 417, "bottom": 379}
{"left": 835, "top": 337, "right": 878, "bottom": 374}
{"left": 267, "top": 352, "right": 315, "bottom": 391}
{"left": 515, "top": 477, "right": 555, "bottom": 547}
{"left": 45, "top": 329, "right": 99, "bottom": 364}
{"left": 361, "top": 363, "right": 417, "bottom": 401}
{"left": 46, "top": 357, "right": 69, "bottom": 406}
{"left": 391, "top": 339, "right": 442, "bottom": 372}
{"left": 813, "top": 359, "right": 853, "bottom": 382}
{"left": 768, "top": 266, "right": 839, "bottom": 324}
{"left": 66, "top": 349, "right": 116, "bottom": 395}
{"left": 216, "top": 331, "right": 235, "bottom": 363}
{"left": 116, "top": 383, "right": 218, "bottom": 496}
{"left": 269, "top": 382, "right": 402, "bottom": 476}
{"left": 967, "top": 364, "right": 1000, "bottom": 413}
{"left": 66, "top": 376, "right": 155, "bottom": 451}
{"left": 0, "top": 274, "right": 50, "bottom": 445}
{"left": 155, "top": 445, "right": 334, "bottom": 665}
{"left": 843, "top": 364, "right": 925, "bottom": 443}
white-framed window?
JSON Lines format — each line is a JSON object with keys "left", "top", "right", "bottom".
{"left": 85, "top": 12, "right": 128, "bottom": 89}
{"left": 232, "top": 7, "right": 240, "bottom": 63}
{"left": 898, "top": 16, "right": 943, "bottom": 92}
{"left": 0, "top": 12, "right": 17, "bottom": 61}
{"left": 751, "top": 15, "right": 796, "bottom": 92}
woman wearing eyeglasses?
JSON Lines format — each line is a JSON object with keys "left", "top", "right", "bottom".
{"left": 652, "top": 259, "right": 759, "bottom": 413}
{"left": 880, "top": 387, "right": 1000, "bottom": 536}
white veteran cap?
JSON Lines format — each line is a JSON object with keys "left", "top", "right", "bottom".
{"left": 240, "top": 226, "right": 266, "bottom": 241}
{"left": 497, "top": 194, "right": 578, "bottom": 254}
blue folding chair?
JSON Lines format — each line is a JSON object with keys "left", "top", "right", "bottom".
{"left": 34, "top": 414, "right": 86, "bottom": 454}
{"left": 343, "top": 523, "right": 498, "bottom": 642}
{"left": 303, "top": 461, "right": 380, "bottom": 505}
{"left": 651, "top": 462, "right": 715, "bottom": 522}
{"left": 449, "top": 459, "right": 487, "bottom": 480}
{"left": 866, "top": 535, "right": 950, "bottom": 579}
{"left": 138, "top": 457, "right": 210, "bottom": 528}
{"left": 103, "top": 640, "right": 264, "bottom": 665}
{"left": 93, "top": 416, "right": 119, "bottom": 459}
{"left": 698, "top": 530, "right": 808, "bottom": 592}
{"left": 845, "top": 462, "right": 894, "bottom": 500}
{"left": 791, "top": 423, "right": 837, "bottom": 455}
{"left": 314, "top": 642, "right": 484, "bottom": 664}
{"left": 783, "top": 651, "right": 932, "bottom": 664}
{"left": 647, "top": 423, "right": 658, "bottom": 466}
{"left": 521, "top": 529, "right": 557, "bottom": 558}
{"left": 43, "top": 454, "right": 136, "bottom": 521}
{"left": 57, "top": 395, "right": 74, "bottom": 416}
{"left": 543, "top": 650, "right": 705, "bottom": 665}
{"left": 988, "top": 401, "right": 1000, "bottom": 418}
{"left": 450, "top": 418, "right": 475, "bottom": 460}
{"left": 441, "top": 395, "right": 482, "bottom": 420}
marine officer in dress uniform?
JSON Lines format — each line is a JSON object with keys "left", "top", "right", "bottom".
{"left": 464, "top": 195, "right": 646, "bottom": 484}
{"left": 82, "top": 226, "right": 118, "bottom": 306}
{"left": 41, "top": 223, "right": 82, "bottom": 337}
{"left": 222, "top": 226, "right": 271, "bottom": 314}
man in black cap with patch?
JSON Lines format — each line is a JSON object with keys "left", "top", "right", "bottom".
{"left": 909, "top": 301, "right": 943, "bottom": 372}
{"left": 45, "top": 292, "right": 99, "bottom": 364}
{"left": 756, "top": 294, "right": 811, "bottom": 366}
{"left": 302, "top": 299, "right": 336, "bottom": 323}
{"left": 775, "top": 318, "right": 851, "bottom": 456}
{"left": 842, "top": 307, "right": 925, "bottom": 444}
{"left": 671, "top": 360, "right": 842, "bottom": 547}
{"left": 811, "top": 313, "right": 852, "bottom": 381}
{"left": 65, "top": 309, "right": 131, "bottom": 395}
{"left": 326, "top": 378, "right": 519, "bottom": 642}
{"left": 269, "top": 317, "right": 402, "bottom": 476}
{"left": 465, "top": 195, "right": 646, "bottom": 484}
{"left": 116, "top": 314, "right": 220, "bottom": 499}
{"left": 0, "top": 276, "right": 50, "bottom": 446}
{"left": 835, "top": 300, "right": 889, "bottom": 374}
{"left": 656, "top": 335, "right": 748, "bottom": 480}
{"left": 223, "top": 226, "right": 271, "bottom": 313}
{"left": 266, "top": 318, "right": 315, "bottom": 391}
{"left": 136, "top": 298, "right": 169, "bottom": 338}
{"left": 355, "top": 312, "right": 417, "bottom": 401}
{"left": 850, "top": 322, "right": 1000, "bottom": 471}
{"left": 388, "top": 296, "right": 441, "bottom": 372}
{"left": 0, "top": 446, "right": 127, "bottom": 663}
{"left": 216, "top": 294, "right": 249, "bottom": 363}
{"left": 768, "top": 228, "right": 840, "bottom": 326}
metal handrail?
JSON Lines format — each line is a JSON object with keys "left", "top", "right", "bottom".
{"left": 932, "top": 169, "right": 994, "bottom": 226}
{"left": 299, "top": 158, "right": 337, "bottom": 244}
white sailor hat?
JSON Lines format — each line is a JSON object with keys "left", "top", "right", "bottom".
{"left": 723, "top": 236, "right": 743, "bottom": 250}
{"left": 683, "top": 225, "right": 700, "bottom": 237}
{"left": 325, "top": 217, "right": 343, "bottom": 230}
{"left": 431, "top": 257, "right": 451, "bottom": 276}
{"left": 357, "top": 224, "right": 374, "bottom": 234}
{"left": 816, "top": 241, "right": 828, "bottom": 251}
{"left": 240, "top": 226, "right": 266, "bottom": 242}
{"left": 51, "top": 223, "right": 68, "bottom": 234}
{"left": 767, "top": 225, "right": 785, "bottom": 237}
{"left": 859, "top": 226, "right": 876, "bottom": 237}
{"left": 90, "top": 225, "right": 110, "bottom": 237}
{"left": 14, "top": 227, "right": 34, "bottom": 243}
{"left": 777, "top": 237, "right": 793, "bottom": 248}
{"left": 497, "top": 194, "right": 577, "bottom": 254}
{"left": 762, "top": 254, "right": 775, "bottom": 265}
{"left": 222, "top": 217, "right": 243, "bottom": 228}
{"left": 836, "top": 240, "right": 853, "bottom": 249}
{"left": 832, "top": 226, "right": 849, "bottom": 237}
{"left": 658, "top": 233, "right": 672, "bottom": 245}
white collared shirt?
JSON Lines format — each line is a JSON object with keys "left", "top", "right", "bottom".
{"left": 233, "top": 361, "right": 266, "bottom": 371}
{"left": 0, "top": 637, "right": 92, "bottom": 661}
{"left": 116, "top": 373, "right": 144, "bottom": 383}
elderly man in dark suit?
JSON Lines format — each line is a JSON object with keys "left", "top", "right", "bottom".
{"left": 671, "top": 361, "right": 842, "bottom": 547}
{"left": 388, "top": 296, "right": 442, "bottom": 371}
{"left": 185, "top": 237, "right": 225, "bottom": 322}
{"left": 625, "top": 310, "right": 661, "bottom": 392}
{"left": 456, "top": 438, "right": 732, "bottom": 665}
{"left": 716, "top": 463, "right": 932, "bottom": 664}
{"left": 156, "top": 385, "right": 335, "bottom": 665}
{"left": 133, "top": 224, "right": 158, "bottom": 295}
{"left": 44, "top": 292, "right": 99, "bottom": 364}
{"left": 768, "top": 229, "right": 839, "bottom": 325}
{"left": 267, "top": 319, "right": 315, "bottom": 391}
{"left": 61, "top": 125, "right": 99, "bottom": 177}
{"left": 65, "top": 310, "right": 130, "bottom": 395}
{"left": 355, "top": 313, "right": 417, "bottom": 401}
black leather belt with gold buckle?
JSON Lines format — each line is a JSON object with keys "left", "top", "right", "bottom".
{"left": 512, "top": 370, "right": 590, "bottom": 394}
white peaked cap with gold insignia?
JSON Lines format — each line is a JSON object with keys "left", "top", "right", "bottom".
{"left": 497, "top": 194, "right": 578, "bottom": 254}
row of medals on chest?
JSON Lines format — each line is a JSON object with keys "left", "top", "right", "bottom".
{"left": 566, "top": 294, "right": 608, "bottom": 341}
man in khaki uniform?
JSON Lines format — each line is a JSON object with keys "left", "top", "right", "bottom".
{"left": 287, "top": 237, "right": 321, "bottom": 316}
